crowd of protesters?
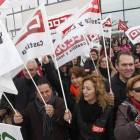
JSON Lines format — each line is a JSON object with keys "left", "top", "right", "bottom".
{"left": 0, "top": 36, "right": 140, "bottom": 140}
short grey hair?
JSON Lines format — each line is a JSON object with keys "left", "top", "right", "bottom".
{"left": 26, "top": 60, "right": 38, "bottom": 69}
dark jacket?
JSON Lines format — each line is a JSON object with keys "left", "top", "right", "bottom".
{"left": 84, "top": 58, "right": 98, "bottom": 74}
{"left": 69, "top": 103, "right": 115, "bottom": 140}
{"left": 115, "top": 98, "right": 140, "bottom": 140}
{"left": 4, "top": 74, "right": 44, "bottom": 112}
{"left": 16, "top": 97, "right": 68, "bottom": 140}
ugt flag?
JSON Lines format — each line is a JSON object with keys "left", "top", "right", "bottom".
{"left": 125, "top": 25, "right": 140, "bottom": 45}
{"left": 48, "top": 8, "right": 78, "bottom": 40}
{"left": 118, "top": 19, "right": 128, "bottom": 31}
{"left": 54, "top": 35, "right": 89, "bottom": 68}
{"left": 13, "top": 2, "right": 54, "bottom": 63}
{"left": 56, "top": 0, "right": 102, "bottom": 41}
{"left": 102, "top": 14, "right": 112, "bottom": 38}
{"left": 0, "top": 20, "right": 23, "bottom": 77}
{"left": 0, "top": 123, "right": 23, "bottom": 140}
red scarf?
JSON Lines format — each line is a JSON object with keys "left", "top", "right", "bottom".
{"left": 130, "top": 97, "right": 140, "bottom": 114}
{"left": 70, "top": 84, "right": 78, "bottom": 97}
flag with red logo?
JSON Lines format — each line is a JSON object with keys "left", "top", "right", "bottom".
{"left": 118, "top": 19, "right": 128, "bottom": 31}
{"left": 53, "top": 35, "right": 89, "bottom": 67}
{"left": 48, "top": 8, "right": 78, "bottom": 40}
{"left": 0, "top": 0, "right": 12, "bottom": 9}
{"left": 125, "top": 25, "right": 140, "bottom": 45}
{"left": 56, "top": 0, "right": 102, "bottom": 41}
{"left": 13, "top": 3, "right": 54, "bottom": 63}
{"left": 102, "top": 14, "right": 112, "bottom": 38}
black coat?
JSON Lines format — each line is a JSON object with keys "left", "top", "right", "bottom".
{"left": 69, "top": 103, "right": 115, "bottom": 140}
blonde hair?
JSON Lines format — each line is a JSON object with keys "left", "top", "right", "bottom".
{"left": 97, "top": 55, "right": 115, "bottom": 71}
{"left": 126, "top": 75, "right": 140, "bottom": 97}
{"left": 77, "top": 75, "right": 113, "bottom": 111}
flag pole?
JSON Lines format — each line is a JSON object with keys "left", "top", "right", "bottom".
{"left": 1, "top": 92, "right": 17, "bottom": 114}
{"left": 23, "top": 63, "right": 47, "bottom": 106}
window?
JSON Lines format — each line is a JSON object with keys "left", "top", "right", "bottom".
{"left": 124, "top": 0, "right": 140, "bottom": 9}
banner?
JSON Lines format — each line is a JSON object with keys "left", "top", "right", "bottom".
{"left": 13, "top": 2, "right": 54, "bottom": 63}
{"left": 0, "top": 20, "right": 23, "bottom": 77}
{"left": 0, "top": 123, "right": 23, "bottom": 140}
{"left": 125, "top": 25, "right": 140, "bottom": 45}
{"left": 48, "top": 8, "right": 78, "bottom": 40}
{"left": 56, "top": 0, "right": 102, "bottom": 41}
{"left": 54, "top": 35, "right": 89, "bottom": 67}
{"left": 102, "top": 14, "right": 112, "bottom": 38}
{"left": 118, "top": 19, "right": 128, "bottom": 31}
{"left": 0, "top": 0, "right": 12, "bottom": 9}
{"left": 0, "top": 72, "right": 18, "bottom": 94}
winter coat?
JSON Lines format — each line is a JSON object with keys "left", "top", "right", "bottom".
{"left": 114, "top": 98, "right": 140, "bottom": 140}
{"left": 92, "top": 68, "right": 117, "bottom": 82}
{"left": 84, "top": 58, "right": 98, "bottom": 74}
{"left": 69, "top": 103, "right": 116, "bottom": 140}
{"left": 15, "top": 97, "right": 69, "bottom": 140}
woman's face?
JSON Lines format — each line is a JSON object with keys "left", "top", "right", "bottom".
{"left": 114, "top": 46, "right": 119, "bottom": 51}
{"left": 100, "top": 57, "right": 107, "bottom": 68}
{"left": 71, "top": 73, "right": 83, "bottom": 88}
{"left": 122, "top": 39, "right": 126, "bottom": 45}
{"left": 129, "top": 81, "right": 140, "bottom": 102}
{"left": 82, "top": 80, "right": 96, "bottom": 104}
{"left": 135, "top": 59, "right": 140, "bottom": 69}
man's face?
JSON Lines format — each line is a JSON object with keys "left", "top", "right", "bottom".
{"left": 60, "top": 65, "right": 67, "bottom": 73}
{"left": 90, "top": 51, "right": 98, "bottom": 60}
{"left": 116, "top": 55, "right": 135, "bottom": 81}
{"left": 23, "top": 62, "right": 37, "bottom": 79}
{"left": 136, "top": 45, "right": 140, "bottom": 54}
{"left": 36, "top": 84, "right": 52, "bottom": 103}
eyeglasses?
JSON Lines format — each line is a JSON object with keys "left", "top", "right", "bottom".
{"left": 131, "top": 87, "right": 140, "bottom": 93}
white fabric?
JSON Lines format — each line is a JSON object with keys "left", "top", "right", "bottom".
{"left": 0, "top": 123, "right": 23, "bottom": 140}
{"left": 13, "top": 2, "right": 54, "bottom": 63}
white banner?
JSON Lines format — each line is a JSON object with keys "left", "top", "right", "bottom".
{"left": 125, "top": 25, "right": 140, "bottom": 45}
{"left": 0, "top": 72, "right": 18, "bottom": 94}
{"left": 0, "top": 20, "right": 23, "bottom": 77}
{"left": 0, "top": 0, "right": 12, "bottom": 9}
{"left": 56, "top": 0, "right": 102, "bottom": 41}
{"left": 54, "top": 35, "right": 89, "bottom": 67}
{"left": 0, "top": 123, "right": 23, "bottom": 140}
{"left": 102, "top": 14, "right": 112, "bottom": 38}
{"left": 48, "top": 8, "right": 78, "bottom": 40}
{"left": 13, "top": 2, "right": 54, "bottom": 63}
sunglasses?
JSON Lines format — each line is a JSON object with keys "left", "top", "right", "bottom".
{"left": 131, "top": 87, "right": 140, "bottom": 93}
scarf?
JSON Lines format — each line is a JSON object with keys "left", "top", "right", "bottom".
{"left": 79, "top": 98, "right": 102, "bottom": 123}
{"left": 70, "top": 84, "right": 78, "bottom": 96}
{"left": 130, "top": 97, "right": 140, "bottom": 114}
{"left": 99, "top": 67, "right": 111, "bottom": 79}
{"left": 35, "top": 91, "right": 56, "bottom": 137}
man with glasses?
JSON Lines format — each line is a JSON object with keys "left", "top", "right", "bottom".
{"left": 105, "top": 50, "right": 136, "bottom": 114}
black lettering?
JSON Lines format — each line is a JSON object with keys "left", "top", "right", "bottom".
{"left": 22, "top": 50, "right": 26, "bottom": 55}
{"left": 78, "top": 21, "right": 84, "bottom": 26}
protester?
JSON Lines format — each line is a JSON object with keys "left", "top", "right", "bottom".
{"left": 114, "top": 75, "right": 140, "bottom": 140}
{"left": 119, "top": 38, "right": 131, "bottom": 51}
{"left": 64, "top": 75, "right": 115, "bottom": 140}
{"left": 105, "top": 51, "right": 136, "bottom": 114}
{"left": 14, "top": 79, "right": 68, "bottom": 140}
{"left": 68, "top": 57, "right": 82, "bottom": 69}
{"left": 136, "top": 43, "right": 140, "bottom": 59}
{"left": 84, "top": 49, "right": 99, "bottom": 74}
{"left": 112, "top": 44, "right": 121, "bottom": 60}
{"left": 92, "top": 55, "right": 117, "bottom": 82}
{"left": 42, "top": 56, "right": 87, "bottom": 140}
{"left": 134, "top": 55, "right": 140, "bottom": 75}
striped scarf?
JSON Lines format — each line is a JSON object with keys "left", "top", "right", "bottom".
{"left": 35, "top": 91, "right": 56, "bottom": 137}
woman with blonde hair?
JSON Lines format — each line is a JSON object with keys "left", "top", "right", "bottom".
{"left": 115, "top": 75, "right": 140, "bottom": 140}
{"left": 64, "top": 75, "right": 115, "bottom": 140}
{"left": 92, "top": 55, "right": 117, "bottom": 81}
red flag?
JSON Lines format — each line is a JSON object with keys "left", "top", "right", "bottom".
{"left": 118, "top": 19, "right": 128, "bottom": 31}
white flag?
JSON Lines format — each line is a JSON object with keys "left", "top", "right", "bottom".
{"left": 0, "top": 0, "right": 12, "bottom": 9}
{"left": 54, "top": 35, "right": 89, "bottom": 67}
{"left": 0, "top": 123, "right": 23, "bottom": 140}
{"left": 0, "top": 20, "right": 23, "bottom": 77}
{"left": 13, "top": 2, "right": 54, "bottom": 63}
{"left": 48, "top": 8, "right": 78, "bottom": 40}
{"left": 102, "top": 14, "right": 112, "bottom": 38}
{"left": 0, "top": 8, "right": 7, "bottom": 18}
{"left": 56, "top": 0, "right": 102, "bottom": 41}
{"left": 0, "top": 72, "right": 18, "bottom": 94}
{"left": 11, "top": 0, "right": 35, "bottom": 7}
{"left": 125, "top": 25, "right": 140, "bottom": 45}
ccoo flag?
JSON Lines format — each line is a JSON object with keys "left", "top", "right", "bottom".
{"left": 13, "top": 2, "right": 54, "bottom": 63}
{"left": 118, "top": 19, "right": 128, "bottom": 31}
